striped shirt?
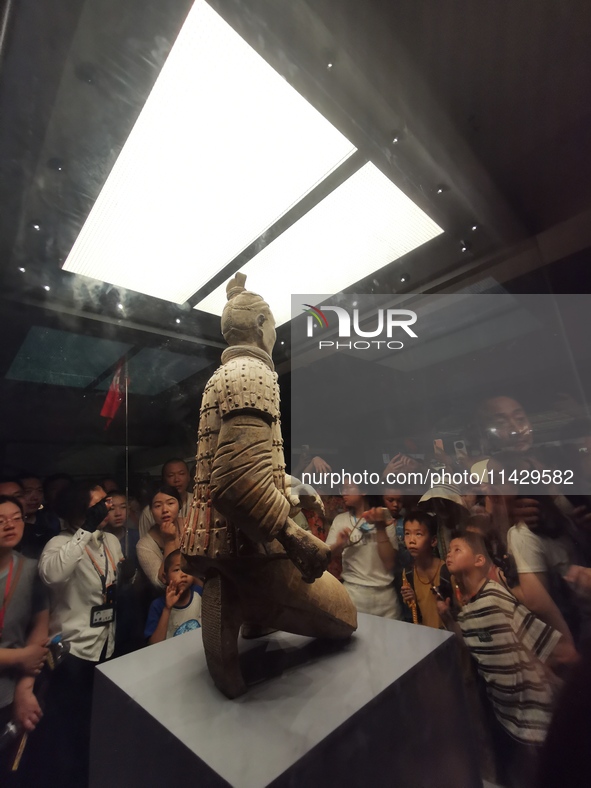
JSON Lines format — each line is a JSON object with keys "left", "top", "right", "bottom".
{"left": 457, "top": 579, "right": 560, "bottom": 744}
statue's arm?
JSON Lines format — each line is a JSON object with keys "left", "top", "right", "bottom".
{"left": 210, "top": 411, "right": 289, "bottom": 543}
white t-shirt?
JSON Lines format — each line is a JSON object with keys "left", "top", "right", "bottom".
{"left": 165, "top": 592, "right": 201, "bottom": 638}
{"left": 39, "top": 529, "right": 123, "bottom": 661}
{"left": 138, "top": 493, "right": 193, "bottom": 538}
{"left": 144, "top": 587, "right": 202, "bottom": 641}
{"left": 326, "top": 512, "right": 397, "bottom": 588}
{"left": 507, "top": 523, "right": 573, "bottom": 576}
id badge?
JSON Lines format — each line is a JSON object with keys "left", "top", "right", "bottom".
{"left": 90, "top": 603, "right": 115, "bottom": 627}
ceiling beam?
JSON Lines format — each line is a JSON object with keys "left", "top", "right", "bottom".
{"left": 0, "top": 294, "right": 226, "bottom": 350}
{"left": 188, "top": 151, "right": 367, "bottom": 307}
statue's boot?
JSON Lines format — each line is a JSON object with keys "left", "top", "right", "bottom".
{"left": 201, "top": 571, "right": 246, "bottom": 699}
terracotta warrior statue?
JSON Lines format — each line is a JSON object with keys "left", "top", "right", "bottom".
{"left": 181, "top": 273, "right": 357, "bottom": 698}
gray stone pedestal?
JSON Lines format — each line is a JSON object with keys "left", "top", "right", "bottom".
{"left": 90, "top": 613, "right": 480, "bottom": 787}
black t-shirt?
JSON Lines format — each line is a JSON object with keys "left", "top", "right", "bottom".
{"left": 18, "top": 510, "right": 61, "bottom": 560}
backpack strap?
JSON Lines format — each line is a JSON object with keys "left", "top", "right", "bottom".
{"left": 439, "top": 563, "right": 455, "bottom": 600}
{"left": 439, "top": 562, "right": 452, "bottom": 592}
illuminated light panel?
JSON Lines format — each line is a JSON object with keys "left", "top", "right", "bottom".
{"left": 195, "top": 162, "right": 443, "bottom": 326}
{"left": 63, "top": 0, "right": 355, "bottom": 303}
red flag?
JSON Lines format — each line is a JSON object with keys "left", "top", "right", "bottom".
{"left": 100, "top": 362, "right": 125, "bottom": 429}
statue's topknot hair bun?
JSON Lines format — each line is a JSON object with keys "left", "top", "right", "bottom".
{"left": 226, "top": 272, "right": 247, "bottom": 300}
{"left": 221, "top": 272, "right": 272, "bottom": 345}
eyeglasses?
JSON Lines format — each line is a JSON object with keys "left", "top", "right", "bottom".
{"left": 0, "top": 514, "right": 24, "bottom": 529}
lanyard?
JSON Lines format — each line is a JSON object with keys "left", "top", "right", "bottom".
{"left": 0, "top": 557, "right": 14, "bottom": 638}
{"left": 349, "top": 513, "right": 364, "bottom": 528}
{"left": 85, "top": 543, "right": 117, "bottom": 598}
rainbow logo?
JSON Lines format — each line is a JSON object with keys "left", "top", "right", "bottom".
{"left": 302, "top": 304, "right": 329, "bottom": 329}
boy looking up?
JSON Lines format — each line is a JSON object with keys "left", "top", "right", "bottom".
{"left": 395, "top": 511, "right": 453, "bottom": 628}
{"left": 144, "top": 551, "right": 202, "bottom": 645}
{"left": 440, "top": 531, "right": 573, "bottom": 784}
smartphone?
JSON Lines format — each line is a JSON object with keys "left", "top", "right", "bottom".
{"left": 430, "top": 585, "right": 446, "bottom": 601}
{"left": 433, "top": 439, "right": 445, "bottom": 457}
{"left": 454, "top": 440, "right": 468, "bottom": 460}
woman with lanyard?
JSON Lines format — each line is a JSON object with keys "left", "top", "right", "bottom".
{"left": 37, "top": 481, "right": 123, "bottom": 788}
{"left": 0, "top": 494, "right": 48, "bottom": 785}
{"left": 326, "top": 483, "right": 402, "bottom": 619}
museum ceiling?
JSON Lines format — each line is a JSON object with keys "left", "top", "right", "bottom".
{"left": 0, "top": 0, "right": 590, "bottom": 474}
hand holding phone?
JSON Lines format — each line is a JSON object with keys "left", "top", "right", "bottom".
{"left": 430, "top": 585, "right": 446, "bottom": 602}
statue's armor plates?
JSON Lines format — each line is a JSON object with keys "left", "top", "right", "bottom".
{"left": 181, "top": 355, "right": 288, "bottom": 564}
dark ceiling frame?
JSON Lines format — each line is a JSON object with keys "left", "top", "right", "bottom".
{"left": 0, "top": 0, "right": 15, "bottom": 71}
{"left": 2, "top": 0, "right": 531, "bottom": 351}
{"left": 198, "top": 0, "right": 528, "bottom": 293}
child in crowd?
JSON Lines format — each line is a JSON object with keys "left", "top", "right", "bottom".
{"left": 466, "top": 513, "right": 520, "bottom": 591}
{"left": 439, "top": 531, "right": 572, "bottom": 786}
{"left": 144, "top": 550, "right": 202, "bottom": 644}
{"left": 394, "top": 510, "right": 454, "bottom": 628}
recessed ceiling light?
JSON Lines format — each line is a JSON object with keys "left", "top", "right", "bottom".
{"left": 75, "top": 62, "right": 98, "bottom": 85}
{"left": 47, "top": 157, "right": 64, "bottom": 172}
{"left": 31, "top": 222, "right": 41, "bottom": 232}
{"left": 175, "top": 318, "right": 181, "bottom": 324}
{"left": 43, "top": 285, "right": 51, "bottom": 291}
{"left": 18, "top": 267, "right": 25, "bottom": 272}
{"left": 195, "top": 162, "right": 442, "bottom": 326}
{"left": 63, "top": 0, "right": 355, "bottom": 303}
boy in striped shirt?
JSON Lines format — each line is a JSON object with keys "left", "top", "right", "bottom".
{"left": 439, "top": 531, "right": 574, "bottom": 785}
